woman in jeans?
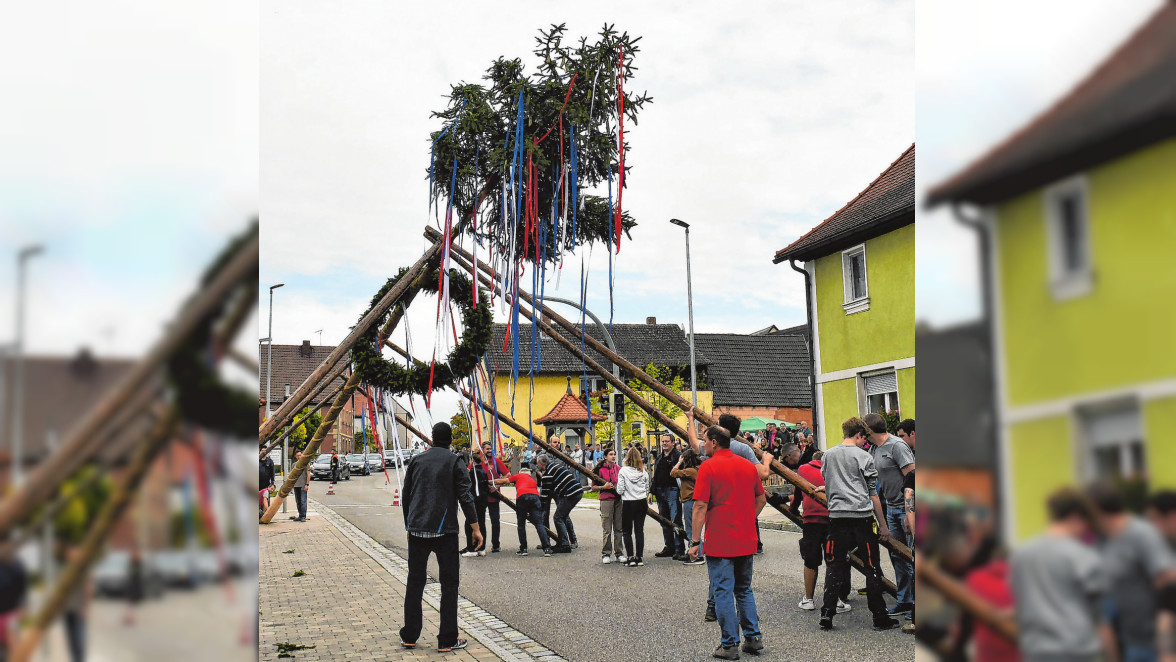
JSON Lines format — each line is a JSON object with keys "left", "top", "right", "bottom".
{"left": 590, "top": 449, "right": 624, "bottom": 564}
{"left": 670, "top": 448, "right": 705, "bottom": 565}
{"left": 616, "top": 447, "right": 651, "bottom": 567}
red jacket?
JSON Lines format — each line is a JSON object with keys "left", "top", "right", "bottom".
{"left": 480, "top": 456, "right": 509, "bottom": 502}
{"left": 796, "top": 460, "right": 828, "bottom": 523}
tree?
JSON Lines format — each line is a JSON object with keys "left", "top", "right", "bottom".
{"left": 624, "top": 364, "right": 686, "bottom": 440}
{"left": 287, "top": 406, "right": 323, "bottom": 459}
{"left": 450, "top": 410, "right": 473, "bottom": 451}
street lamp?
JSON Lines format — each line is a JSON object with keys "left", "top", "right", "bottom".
{"left": 12, "top": 244, "right": 44, "bottom": 487}
{"left": 266, "top": 283, "right": 285, "bottom": 512}
{"left": 669, "top": 219, "right": 697, "bottom": 408}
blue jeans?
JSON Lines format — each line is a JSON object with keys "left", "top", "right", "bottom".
{"left": 885, "top": 508, "right": 913, "bottom": 605}
{"left": 707, "top": 555, "right": 760, "bottom": 648}
{"left": 553, "top": 493, "right": 581, "bottom": 547}
{"left": 682, "top": 499, "right": 695, "bottom": 548}
{"left": 293, "top": 486, "right": 307, "bottom": 519}
{"left": 656, "top": 486, "right": 683, "bottom": 552}
{"left": 514, "top": 494, "right": 550, "bottom": 550}
{"left": 1123, "top": 646, "right": 1158, "bottom": 662}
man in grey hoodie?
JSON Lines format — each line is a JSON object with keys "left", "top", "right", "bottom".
{"left": 819, "top": 416, "right": 898, "bottom": 632}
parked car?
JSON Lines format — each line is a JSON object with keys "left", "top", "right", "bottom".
{"left": 154, "top": 550, "right": 201, "bottom": 589}
{"left": 384, "top": 448, "right": 419, "bottom": 468}
{"left": 92, "top": 551, "right": 165, "bottom": 599}
{"left": 309, "top": 453, "right": 349, "bottom": 481}
{"left": 345, "top": 453, "right": 369, "bottom": 476}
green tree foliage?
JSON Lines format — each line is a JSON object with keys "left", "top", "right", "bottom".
{"left": 287, "top": 406, "right": 323, "bottom": 459}
{"left": 52, "top": 466, "right": 112, "bottom": 545}
{"left": 450, "top": 411, "right": 473, "bottom": 451}
{"left": 624, "top": 364, "right": 686, "bottom": 439}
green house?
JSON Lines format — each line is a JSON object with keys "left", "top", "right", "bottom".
{"left": 929, "top": 4, "right": 1176, "bottom": 540}
{"left": 774, "top": 145, "right": 915, "bottom": 449}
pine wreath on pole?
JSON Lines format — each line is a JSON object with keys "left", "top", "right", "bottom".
{"left": 351, "top": 262, "right": 492, "bottom": 397}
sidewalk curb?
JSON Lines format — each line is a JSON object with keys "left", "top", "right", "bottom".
{"left": 310, "top": 499, "right": 568, "bottom": 662}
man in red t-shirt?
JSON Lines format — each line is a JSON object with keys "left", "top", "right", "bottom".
{"left": 492, "top": 471, "right": 553, "bottom": 556}
{"left": 688, "top": 425, "right": 767, "bottom": 660}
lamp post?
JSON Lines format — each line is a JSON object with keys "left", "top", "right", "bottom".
{"left": 669, "top": 219, "right": 697, "bottom": 407}
{"left": 266, "top": 283, "right": 285, "bottom": 512}
{"left": 12, "top": 244, "right": 44, "bottom": 487}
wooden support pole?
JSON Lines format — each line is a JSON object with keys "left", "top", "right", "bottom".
{"left": 259, "top": 356, "right": 351, "bottom": 455}
{"left": 0, "top": 230, "right": 258, "bottom": 535}
{"left": 438, "top": 235, "right": 914, "bottom": 563}
{"left": 261, "top": 269, "right": 430, "bottom": 524}
{"left": 10, "top": 407, "right": 183, "bottom": 662}
{"left": 259, "top": 238, "right": 443, "bottom": 440}
{"left": 259, "top": 378, "right": 346, "bottom": 459}
{"left": 392, "top": 412, "right": 559, "bottom": 541}
{"left": 915, "top": 552, "right": 1017, "bottom": 642}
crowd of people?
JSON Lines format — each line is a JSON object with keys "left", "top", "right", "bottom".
{"left": 396, "top": 410, "right": 916, "bottom": 657}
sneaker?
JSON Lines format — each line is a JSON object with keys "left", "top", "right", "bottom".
{"left": 627, "top": 559, "right": 638, "bottom": 567}
{"left": 872, "top": 617, "right": 901, "bottom": 631}
{"left": 888, "top": 602, "right": 914, "bottom": 615}
{"left": 542, "top": 547, "right": 554, "bottom": 557}
{"left": 571, "top": 541, "right": 578, "bottom": 549}
{"left": 617, "top": 554, "right": 628, "bottom": 564}
{"left": 837, "top": 599, "right": 852, "bottom": 614}
{"left": 857, "top": 587, "right": 869, "bottom": 595}
{"left": 741, "top": 636, "right": 764, "bottom": 656}
{"left": 672, "top": 553, "right": 686, "bottom": 562}
{"left": 552, "top": 545, "right": 572, "bottom": 554}
{"left": 635, "top": 557, "right": 645, "bottom": 566}
{"left": 819, "top": 613, "right": 833, "bottom": 630}
{"left": 705, "top": 605, "right": 718, "bottom": 622}
{"left": 516, "top": 549, "right": 529, "bottom": 556}
{"left": 905, "top": 612, "right": 914, "bottom": 621}
{"left": 461, "top": 550, "right": 480, "bottom": 558}
{"left": 902, "top": 622, "right": 915, "bottom": 634}
{"left": 490, "top": 546, "right": 501, "bottom": 553}
{"left": 654, "top": 547, "right": 675, "bottom": 558}
{"left": 756, "top": 543, "right": 764, "bottom": 555}
{"left": 602, "top": 555, "right": 612, "bottom": 564}
{"left": 437, "top": 638, "right": 468, "bottom": 652}
{"left": 400, "top": 641, "right": 416, "bottom": 649}
{"left": 477, "top": 550, "right": 486, "bottom": 557}
{"left": 712, "top": 644, "right": 741, "bottom": 660}
{"left": 685, "top": 556, "right": 706, "bottom": 566}
{"left": 798, "top": 597, "right": 815, "bottom": 610}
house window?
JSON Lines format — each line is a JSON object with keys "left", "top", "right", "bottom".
{"left": 862, "top": 370, "right": 899, "bottom": 416}
{"left": 1045, "top": 176, "right": 1093, "bottom": 300}
{"left": 1081, "top": 403, "right": 1145, "bottom": 482}
{"left": 841, "top": 244, "right": 870, "bottom": 314}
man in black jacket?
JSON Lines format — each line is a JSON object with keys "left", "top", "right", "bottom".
{"left": 399, "top": 423, "right": 481, "bottom": 652}
{"left": 652, "top": 434, "right": 685, "bottom": 561}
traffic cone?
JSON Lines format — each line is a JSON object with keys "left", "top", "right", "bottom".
{"left": 326, "top": 480, "right": 335, "bottom": 496}
{"left": 391, "top": 487, "right": 400, "bottom": 506}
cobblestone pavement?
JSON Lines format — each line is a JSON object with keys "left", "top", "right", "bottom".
{"left": 259, "top": 500, "right": 566, "bottom": 662}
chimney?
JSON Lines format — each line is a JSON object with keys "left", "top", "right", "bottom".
{"left": 71, "top": 347, "right": 98, "bottom": 378}
{"left": 646, "top": 316, "right": 657, "bottom": 325}
{"left": 300, "top": 340, "right": 313, "bottom": 358}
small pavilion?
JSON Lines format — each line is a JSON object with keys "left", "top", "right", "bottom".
{"left": 533, "top": 379, "right": 607, "bottom": 452}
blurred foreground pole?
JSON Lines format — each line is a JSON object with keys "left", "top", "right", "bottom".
{"left": 915, "top": 552, "right": 1018, "bottom": 642}
{"left": 11, "top": 244, "right": 45, "bottom": 488}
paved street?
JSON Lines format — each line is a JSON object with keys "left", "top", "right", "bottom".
{"left": 269, "top": 472, "right": 914, "bottom": 661}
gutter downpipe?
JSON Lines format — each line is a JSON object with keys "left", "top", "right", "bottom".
{"left": 788, "top": 258, "right": 820, "bottom": 448}
{"left": 949, "top": 201, "right": 1005, "bottom": 543}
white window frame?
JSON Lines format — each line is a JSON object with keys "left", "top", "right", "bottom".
{"left": 1044, "top": 175, "right": 1093, "bottom": 301}
{"left": 841, "top": 243, "right": 870, "bottom": 314}
{"left": 1075, "top": 399, "right": 1146, "bottom": 484}
{"left": 858, "top": 368, "right": 899, "bottom": 417}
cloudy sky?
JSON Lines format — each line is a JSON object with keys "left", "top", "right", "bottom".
{"left": 1, "top": 0, "right": 258, "bottom": 390}
{"left": 261, "top": 0, "right": 915, "bottom": 419}
{"left": 916, "top": 0, "right": 1164, "bottom": 327}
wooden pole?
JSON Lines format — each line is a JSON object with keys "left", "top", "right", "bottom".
{"left": 915, "top": 552, "right": 1017, "bottom": 642}
{"left": 10, "top": 408, "right": 183, "bottom": 662}
{"left": 0, "top": 230, "right": 258, "bottom": 534}
{"left": 392, "top": 412, "right": 559, "bottom": 541}
{"left": 261, "top": 268, "right": 431, "bottom": 524}
{"left": 259, "top": 379, "right": 347, "bottom": 459}
{"left": 438, "top": 234, "right": 914, "bottom": 563}
{"left": 259, "top": 239, "right": 443, "bottom": 440}
{"left": 259, "top": 357, "right": 351, "bottom": 454}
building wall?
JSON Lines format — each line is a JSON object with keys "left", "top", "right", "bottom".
{"left": 814, "top": 223, "right": 916, "bottom": 373}
{"left": 996, "top": 138, "right": 1176, "bottom": 406}
{"left": 712, "top": 405, "right": 812, "bottom": 426}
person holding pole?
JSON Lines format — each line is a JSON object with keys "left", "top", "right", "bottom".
{"left": 492, "top": 470, "right": 553, "bottom": 557}
{"left": 399, "top": 423, "right": 480, "bottom": 652}
{"left": 591, "top": 449, "right": 625, "bottom": 564}
{"left": 480, "top": 441, "right": 509, "bottom": 553}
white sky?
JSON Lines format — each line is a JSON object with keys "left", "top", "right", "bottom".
{"left": 916, "top": 0, "right": 1165, "bottom": 327}
{"left": 261, "top": 0, "right": 915, "bottom": 421}
{"left": 0, "top": 0, "right": 259, "bottom": 389}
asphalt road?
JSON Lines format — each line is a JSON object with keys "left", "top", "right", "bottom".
{"left": 309, "top": 472, "right": 914, "bottom": 661}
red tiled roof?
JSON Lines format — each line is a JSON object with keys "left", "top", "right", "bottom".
{"left": 929, "top": 3, "right": 1176, "bottom": 205}
{"left": 533, "top": 392, "right": 606, "bottom": 425}
{"left": 773, "top": 144, "right": 915, "bottom": 263}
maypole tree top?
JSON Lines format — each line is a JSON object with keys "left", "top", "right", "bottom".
{"left": 428, "top": 23, "right": 651, "bottom": 262}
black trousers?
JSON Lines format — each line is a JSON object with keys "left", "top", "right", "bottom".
{"left": 515, "top": 494, "right": 550, "bottom": 550}
{"left": 400, "top": 533, "right": 460, "bottom": 647}
{"left": 464, "top": 499, "right": 488, "bottom": 552}
{"left": 621, "top": 499, "right": 648, "bottom": 559}
{"left": 486, "top": 500, "right": 501, "bottom": 549}
{"left": 822, "top": 517, "right": 887, "bottom": 619}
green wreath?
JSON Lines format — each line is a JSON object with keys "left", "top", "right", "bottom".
{"left": 351, "top": 263, "right": 492, "bottom": 397}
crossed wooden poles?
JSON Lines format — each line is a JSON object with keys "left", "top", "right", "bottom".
{"left": 1, "top": 228, "right": 258, "bottom": 662}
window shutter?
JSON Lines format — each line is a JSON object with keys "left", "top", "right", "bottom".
{"left": 863, "top": 372, "right": 898, "bottom": 396}
{"left": 1084, "top": 407, "right": 1142, "bottom": 447}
